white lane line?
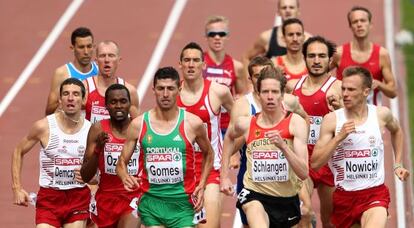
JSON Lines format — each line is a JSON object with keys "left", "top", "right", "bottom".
{"left": 136, "top": 0, "right": 188, "bottom": 102}
{"left": 0, "top": 0, "right": 84, "bottom": 117}
{"left": 384, "top": 0, "right": 406, "bottom": 227}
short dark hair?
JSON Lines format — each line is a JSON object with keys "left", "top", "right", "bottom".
{"left": 105, "top": 84, "right": 131, "bottom": 105}
{"left": 347, "top": 6, "right": 372, "bottom": 26}
{"left": 257, "top": 66, "right": 286, "bottom": 94}
{"left": 302, "top": 35, "right": 336, "bottom": 58}
{"left": 153, "top": 66, "right": 180, "bottom": 88}
{"left": 180, "top": 42, "right": 204, "bottom": 61}
{"left": 60, "top": 78, "right": 86, "bottom": 98}
{"left": 282, "top": 18, "right": 304, "bottom": 36}
{"left": 342, "top": 66, "right": 372, "bottom": 89}
{"left": 71, "top": 27, "right": 93, "bottom": 45}
{"left": 247, "top": 56, "right": 274, "bottom": 77}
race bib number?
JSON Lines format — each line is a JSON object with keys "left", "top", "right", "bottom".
{"left": 308, "top": 116, "right": 323, "bottom": 145}
{"left": 146, "top": 152, "right": 184, "bottom": 184}
{"left": 251, "top": 150, "right": 289, "bottom": 182}
{"left": 89, "top": 193, "right": 97, "bottom": 216}
{"left": 90, "top": 104, "right": 109, "bottom": 124}
{"left": 104, "top": 143, "right": 139, "bottom": 175}
{"left": 53, "top": 157, "right": 82, "bottom": 186}
{"left": 343, "top": 149, "right": 379, "bottom": 181}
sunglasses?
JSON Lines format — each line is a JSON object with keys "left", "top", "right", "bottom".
{"left": 206, "top": 31, "right": 228, "bottom": 38}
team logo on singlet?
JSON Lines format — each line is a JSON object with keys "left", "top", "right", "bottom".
{"left": 369, "top": 136, "right": 376, "bottom": 146}
{"left": 147, "top": 135, "right": 153, "bottom": 144}
{"left": 371, "top": 148, "right": 379, "bottom": 157}
{"left": 77, "top": 145, "right": 85, "bottom": 157}
{"left": 255, "top": 129, "right": 261, "bottom": 138}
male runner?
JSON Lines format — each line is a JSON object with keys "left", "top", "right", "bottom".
{"left": 331, "top": 6, "right": 397, "bottom": 105}
{"left": 46, "top": 27, "right": 98, "bottom": 115}
{"left": 203, "top": 15, "right": 247, "bottom": 133}
{"left": 83, "top": 40, "right": 139, "bottom": 124}
{"left": 288, "top": 36, "right": 342, "bottom": 228}
{"left": 177, "top": 42, "right": 233, "bottom": 228}
{"left": 273, "top": 18, "right": 307, "bottom": 81}
{"left": 243, "top": 0, "right": 311, "bottom": 62}
{"left": 116, "top": 66, "right": 214, "bottom": 228}
{"left": 312, "top": 66, "right": 409, "bottom": 228}
{"left": 80, "top": 84, "right": 141, "bottom": 228}
{"left": 221, "top": 56, "right": 310, "bottom": 228}
{"left": 222, "top": 66, "right": 308, "bottom": 227}
{"left": 12, "top": 78, "right": 91, "bottom": 228}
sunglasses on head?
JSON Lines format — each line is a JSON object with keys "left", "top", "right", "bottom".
{"left": 206, "top": 31, "right": 228, "bottom": 38}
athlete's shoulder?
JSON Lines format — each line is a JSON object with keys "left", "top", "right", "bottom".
{"left": 210, "top": 81, "right": 230, "bottom": 94}
{"left": 375, "top": 105, "right": 392, "bottom": 121}
{"left": 260, "top": 28, "right": 273, "bottom": 43}
{"left": 183, "top": 110, "right": 203, "bottom": 130}
{"left": 232, "top": 96, "right": 250, "bottom": 117}
{"left": 32, "top": 117, "right": 50, "bottom": 134}
{"left": 53, "top": 64, "right": 70, "bottom": 81}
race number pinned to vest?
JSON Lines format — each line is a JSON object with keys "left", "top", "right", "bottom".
{"left": 104, "top": 143, "right": 139, "bottom": 175}
{"left": 251, "top": 150, "right": 289, "bottom": 182}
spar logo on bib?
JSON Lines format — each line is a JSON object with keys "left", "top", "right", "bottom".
{"left": 309, "top": 116, "right": 322, "bottom": 125}
{"left": 371, "top": 148, "right": 379, "bottom": 157}
{"left": 173, "top": 153, "right": 182, "bottom": 161}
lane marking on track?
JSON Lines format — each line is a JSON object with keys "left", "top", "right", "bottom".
{"left": 0, "top": 0, "right": 84, "bottom": 117}
{"left": 136, "top": 0, "right": 188, "bottom": 102}
{"left": 384, "top": 0, "right": 407, "bottom": 227}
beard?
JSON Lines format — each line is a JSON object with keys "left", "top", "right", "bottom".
{"left": 308, "top": 65, "right": 329, "bottom": 77}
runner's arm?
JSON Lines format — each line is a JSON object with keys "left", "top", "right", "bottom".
{"left": 379, "top": 106, "right": 409, "bottom": 180}
{"left": 192, "top": 118, "right": 214, "bottom": 211}
{"left": 220, "top": 117, "right": 248, "bottom": 195}
{"left": 233, "top": 59, "right": 249, "bottom": 97}
{"left": 116, "top": 117, "right": 141, "bottom": 191}
{"left": 126, "top": 83, "right": 140, "bottom": 118}
{"left": 271, "top": 114, "right": 308, "bottom": 180}
{"left": 80, "top": 122, "right": 105, "bottom": 183}
{"left": 312, "top": 113, "right": 354, "bottom": 170}
{"left": 45, "top": 67, "right": 67, "bottom": 115}
{"left": 377, "top": 48, "right": 397, "bottom": 98}
{"left": 12, "top": 119, "right": 46, "bottom": 206}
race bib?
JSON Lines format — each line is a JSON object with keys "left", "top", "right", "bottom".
{"left": 146, "top": 152, "right": 184, "bottom": 184}
{"left": 251, "top": 150, "right": 289, "bottom": 182}
{"left": 53, "top": 157, "right": 82, "bottom": 186}
{"left": 90, "top": 104, "right": 109, "bottom": 124}
{"left": 308, "top": 116, "right": 323, "bottom": 145}
{"left": 104, "top": 143, "right": 139, "bottom": 175}
{"left": 343, "top": 148, "right": 380, "bottom": 181}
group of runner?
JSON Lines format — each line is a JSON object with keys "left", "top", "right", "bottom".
{"left": 11, "top": 0, "right": 411, "bottom": 228}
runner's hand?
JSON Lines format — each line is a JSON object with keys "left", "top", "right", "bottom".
{"left": 220, "top": 177, "right": 234, "bottom": 196}
{"left": 192, "top": 185, "right": 204, "bottom": 212}
{"left": 266, "top": 130, "right": 287, "bottom": 150}
{"left": 74, "top": 167, "right": 85, "bottom": 183}
{"left": 229, "top": 153, "right": 240, "bottom": 169}
{"left": 395, "top": 167, "right": 410, "bottom": 181}
{"left": 122, "top": 175, "right": 140, "bottom": 191}
{"left": 13, "top": 188, "right": 29, "bottom": 207}
{"left": 337, "top": 120, "right": 355, "bottom": 141}
{"left": 328, "top": 94, "right": 341, "bottom": 110}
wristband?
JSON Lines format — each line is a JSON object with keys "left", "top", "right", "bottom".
{"left": 393, "top": 163, "right": 403, "bottom": 170}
